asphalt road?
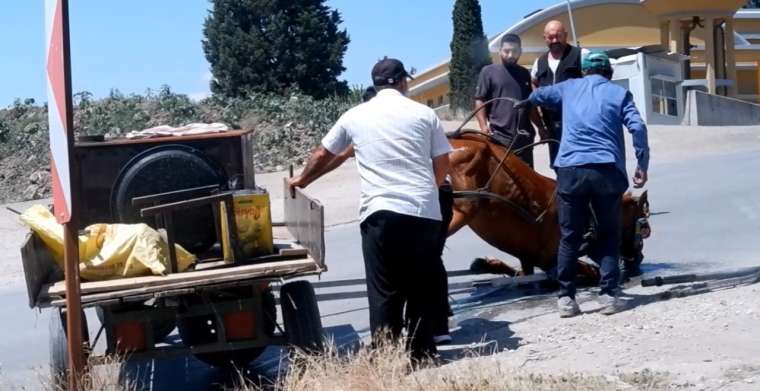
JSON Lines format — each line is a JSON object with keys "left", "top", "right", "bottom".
{"left": 2, "top": 149, "right": 760, "bottom": 389}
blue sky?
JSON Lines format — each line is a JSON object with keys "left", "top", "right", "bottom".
{"left": 1, "top": 0, "right": 558, "bottom": 106}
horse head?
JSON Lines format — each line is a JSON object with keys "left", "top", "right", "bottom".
{"left": 620, "top": 190, "right": 651, "bottom": 269}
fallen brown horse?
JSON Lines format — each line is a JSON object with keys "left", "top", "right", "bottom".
{"left": 446, "top": 132, "right": 650, "bottom": 281}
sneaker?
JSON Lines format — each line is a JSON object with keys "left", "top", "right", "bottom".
{"left": 598, "top": 294, "right": 625, "bottom": 315}
{"left": 433, "top": 334, "right": 452, "bottom": 345}
{"left": 557, "top": 297, "right": 581, "bottom": 318}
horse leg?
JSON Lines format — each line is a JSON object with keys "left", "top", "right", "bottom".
{"left": 517, "top": 258, "right": 535, "bottom": 276}
{"left": 447, "top": 206, "right": 474, "bottom": 237}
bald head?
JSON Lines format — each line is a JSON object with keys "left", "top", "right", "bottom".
{"left": 544, "top": 20, "right": 568, "bottom": 56}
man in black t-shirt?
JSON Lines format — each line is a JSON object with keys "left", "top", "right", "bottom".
{"left": 474, "top": 33, "right": 535, "bottom": 167}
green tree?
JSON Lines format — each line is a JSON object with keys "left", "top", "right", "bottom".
{"left": 203, "top": 0, "right": 350, "bottom": 99}
{"left": 745, "top": 0, "right": 760, "bottom": 8}
{"left": 449, "top": 0, "right": 491, "bottom": 116}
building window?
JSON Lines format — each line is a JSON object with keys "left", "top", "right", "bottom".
{"left": 651, "top": 78, "right": 677, "bottom": 117}
{"left": 426, "top": 99, "right": 434, "bottom": 107}
{"left": 437, "top": 96, "right": 444, "bottom": 106}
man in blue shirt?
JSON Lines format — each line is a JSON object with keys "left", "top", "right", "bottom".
{"left": 522, "top": 50, "right": 649, "bottom": 317}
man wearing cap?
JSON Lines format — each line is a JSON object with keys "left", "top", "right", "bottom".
{"left": 289, "top": 58, "right": 451, "bottom": 359}
{"left": 531, "top": 20, "right": 584, "bottom": 166}
{"left": 521, "top": 50, "right": 650, "bottom": 317}
{"left": 474, "top": 33, "right": 535, "bottom": 167}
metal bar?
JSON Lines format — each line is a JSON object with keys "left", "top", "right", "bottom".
{"left": 140, "top": 192, "right": 233, "bottom": 217}
{"left": 641, "top": 266, "right": 760, "bottom": 288}
{"left": 164, "top": 213, "right": 178, "bottom": 273}
{"left": 131, "top": 184, "right": 220, "bottom": 207}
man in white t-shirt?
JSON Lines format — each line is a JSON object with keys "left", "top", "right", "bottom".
{"left": 288, "top": 58, "right": 451, "bottom": 359}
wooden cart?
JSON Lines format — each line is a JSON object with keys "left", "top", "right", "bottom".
{"left": 20, "top": 131, "right": 327, "bottom": 381}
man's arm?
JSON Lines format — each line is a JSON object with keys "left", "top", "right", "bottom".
{"left": 621, "top": 92, "right": 650, "bottom": 188}
{"left": 288, "top": 145, "right": 337, "bottom": 196}
{"left": 432, "top": 153, "right": 450, "bottom": 187}
{"left": 528, "top": 84, "right": 563, "bottom": 109}
{"left": 474, "top": 68, "right": 491, "bottom": 133}
{"left": 315, "top": 145, "right": 354, "bottom": 178}
{"left": 474, "top": 99, "right": 490, "bottom": 133}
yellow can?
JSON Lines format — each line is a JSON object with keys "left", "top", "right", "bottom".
{"left": 220, "top": 188, "right": 274, "bottom": 261}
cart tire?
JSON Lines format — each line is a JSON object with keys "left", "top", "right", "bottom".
{"left": 49, "top": 308, "right": 89, "bottom": 386}
{"left": 96, "top": 301, "right": 176, "bottom": 342}
{"left": 280, "top": 280, "right": 324, "bottom": 353}
{"left": 178, "top": 289, "right": 276, "bottom": 368}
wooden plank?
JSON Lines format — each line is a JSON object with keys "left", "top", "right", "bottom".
{"left": 75, "top": 129, "right": 253, "bottom": 148}
{"left": 50, "top": 261, "right": 320, "bottom": 306}
{"left": 283, "top": 179, "right": 326, "bottom": 269}
{"left": 46, "top": 257, "right": 320, "bottom": 298}
{"left": 20, "top": 233, "right": 63, "bottom": 308}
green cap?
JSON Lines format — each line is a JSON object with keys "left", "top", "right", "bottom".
{"left": 581, "top": 49, "right": 611, "bottom": 72}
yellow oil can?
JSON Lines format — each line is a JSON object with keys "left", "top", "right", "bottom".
{"left": 220, "top": 188, "right": 274, "bottom": 261}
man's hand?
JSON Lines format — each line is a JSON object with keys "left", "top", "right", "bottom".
{"left": 480, "top": 124, "right": 492, "bottom": 135}
{"left": 632, "top": 168, "right": 648, "bottom": 188}
{"left": 287, "top": 175, "right": 305, "bottom": 198}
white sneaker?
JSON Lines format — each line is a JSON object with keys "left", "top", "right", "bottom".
{"left": 598, "top": 294, "right": 625, "bottom": 315}
{"left": 557, "top": 297, "right": 581, "bottom": 318}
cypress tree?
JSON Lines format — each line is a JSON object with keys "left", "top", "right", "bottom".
{"left": 449, "top": 0, "right": 491, "bottom": 116}
{"left": 203, "top": 0, "right": 350, "bottom": 99}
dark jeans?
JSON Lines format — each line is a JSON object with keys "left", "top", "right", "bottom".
{"left": 360, "top": 210, "right": 442, "bottom": 359}
{"left": 433, "top": 185, "right": 454, "bottom": 336}
{"left": 556, "top": 164, "right": 627, "bottom": 299}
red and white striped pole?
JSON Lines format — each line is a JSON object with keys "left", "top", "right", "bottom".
{"left": 45, "top": 0, "right": 84, "bottom": 388}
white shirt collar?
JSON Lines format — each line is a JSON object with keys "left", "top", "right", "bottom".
{"left": 376, "top": 88, "right": 403, "bottom": 97}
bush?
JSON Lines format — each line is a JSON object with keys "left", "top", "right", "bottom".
{"left": 0, "top": 88, "right": 360, "bottom": 203}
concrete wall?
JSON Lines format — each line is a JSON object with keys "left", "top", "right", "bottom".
{"left": 682, "top": 90, "right": 760, "bottom": 126}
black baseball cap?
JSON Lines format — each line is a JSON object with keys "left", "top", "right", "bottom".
{"left": 371, "top": 58, "right": 414, "bottom": 87}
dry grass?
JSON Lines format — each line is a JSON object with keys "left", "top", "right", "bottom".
{"left": 40, "top": 354, "right": 138, "bottom": 391}
{"left": 234, "top": 337, "right": 670, "bottom": 391}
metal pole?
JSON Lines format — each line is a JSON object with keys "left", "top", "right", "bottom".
{"left": 45, "top": 0, "right": 85, "bottom": 388}
{"left": 565, "top": 0, "right": 579, "bottom": 46}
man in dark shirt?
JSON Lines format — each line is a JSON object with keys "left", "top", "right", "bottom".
{"left": 474, "top": 33, "right": 535, "bottom": 167}
{"left": 531, "top": 20, "right": 584, "bottom": 167}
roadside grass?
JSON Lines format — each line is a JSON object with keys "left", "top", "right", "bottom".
{"left": 233, "top": 337, "right": 671, "bottom": 391}
{"left": 39, "top": 354, "right": 137, "bottom": 391}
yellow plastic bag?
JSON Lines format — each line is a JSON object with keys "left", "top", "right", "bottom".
{"left": 19, "top": 205, "right": 196, "bottom": 281}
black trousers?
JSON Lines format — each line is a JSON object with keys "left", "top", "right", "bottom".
{"left": 433, "top": 185, "right": 454, "bottom": 336}
{"left": 556, "top": 164, "right": 627, "bottom": 299}
{"left": 360, "top": 210, "right": 442, "bottom": 358}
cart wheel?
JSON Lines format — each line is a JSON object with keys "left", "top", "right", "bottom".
{"left": 178, "top": 289, "right": 276, "bottom": 368}
{"left": 96, "top": 300, "right": 177, "bottom": 342}
{"left": 49, "top": 308, "right": 90, "bottom": 387}
{"left": 280, "top": 280, "right": 324, "bottom": 353}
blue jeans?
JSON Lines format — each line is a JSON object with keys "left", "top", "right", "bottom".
{"left": 556, "top": 164, "right": 627, "bottom": 299}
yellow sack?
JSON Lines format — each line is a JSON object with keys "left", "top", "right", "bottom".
{"left": 19, "top": 205, "right": 196, "bottom": 281}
